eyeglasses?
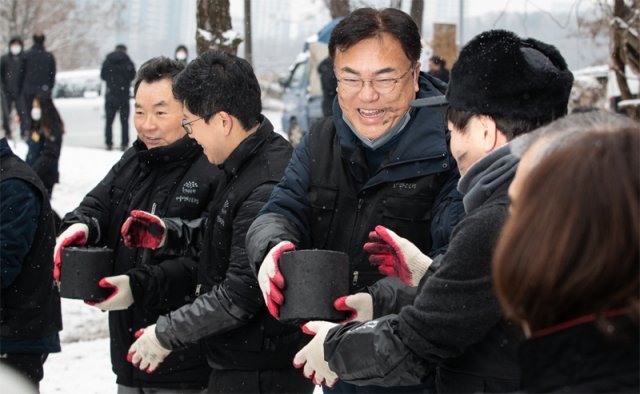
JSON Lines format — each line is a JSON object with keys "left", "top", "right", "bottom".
{"left": 336, "top": 67, "right": 414, "bottom": 94}
{"left": 181, "top": 117, "right": 205, "bottom": 134}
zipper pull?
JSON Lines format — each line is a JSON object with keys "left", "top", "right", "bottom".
{"left": 195, "top": 284, "right": 202, "bottom": 297}
{"left": 352, "top": 270, "right": 359, "bottom": 286}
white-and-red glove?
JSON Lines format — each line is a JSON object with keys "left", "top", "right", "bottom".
{"left": 363, "top": 225, "right": 432, "bottom": 287}
{"left": 257, "top": 241, "right": 295, "bottom": 319}
{"left": 87, "top": 275, "right": 134, "bottom": 311}
{"left": 334, "top": 293, "right": 373, "bottom": 323}
{"left": 120, "top": 210, "right": 167, "bottom": 249}
{"left": 53, "top": 223, "right": 89, "bottom": 282}
{"left": 293, "top": 321, "right": 339, "bottom": 388}
{"left": 127, "top": 324, "right": 171, "bottom": 374}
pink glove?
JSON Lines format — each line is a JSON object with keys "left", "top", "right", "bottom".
{"left": 87, "top": 275, "right": 134, "bottom": 311}
{"left": 53, "top": 223, "right": 89, "bottom": 282}
{"left": 363, "top": 225, "right": 432, "bottom": 287}
{"left": 334, "top": 293, "right": 373, "bottom": 323}
{"left": 257, "top": 241, "right": 295, "bottom": 319}
{"left": 293, "top": 321, "right": 339, "bottom": 387}
{"left": 120, "top": 210, "right": 166, "bottom": 249}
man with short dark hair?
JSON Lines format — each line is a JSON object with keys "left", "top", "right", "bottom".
{"left": 101, "top": 44, "right": 136, "bottom": 151}
{"left": 18, "top": 32, "right": 55, "bottom": 139}
{"left": 427, "top": 55, "right": 449, "bottom": 83}
{"left": 54, "top": 57, "right": 217, "bottom": 393}
{"left": 120, "top": 50, "right": 314, "bottom": 394}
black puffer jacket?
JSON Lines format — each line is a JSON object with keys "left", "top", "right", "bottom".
{"left": 61, "top": 135, "right": 220, "bottom": 390}
{"left": 100, "top": 50, "right": 136, "bottom": 99}
{"left": 154, "top": 118, "right": 309, "bottom": 373}
{"left": 19, "top": 44, "right": 55, "bottom": 96}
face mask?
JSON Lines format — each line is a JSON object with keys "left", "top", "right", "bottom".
{"left": 343, "top": 111, "right": 411, "bottom": 150}
{"left": 10, "top": 45, "right": 21, "bottom": 55}
{"left": 175, "top": 51, "right": 187, "bottom": 61}
{"left": 31, "top": 108, "right": 41, "bottom": 121}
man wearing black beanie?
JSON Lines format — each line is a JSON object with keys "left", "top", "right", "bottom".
{"left": 294, "top": 29, "right": 573, "bottom": 393}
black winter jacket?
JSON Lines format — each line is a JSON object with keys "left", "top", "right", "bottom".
{"left": 61, "top": 136, "right": 219, "bottom": 390}
{"left": 154, "top": 118, "right": 310, "bottom": 373}
{"left": 324, "top": 145, "right": 524, "bottom": 393}
{"left": 26, "top": 124, "right": 62, "bottom": 195}
{"left": 246, "top": 73, "right": 464, "bottom": 292}
{"left": 0, "top": 138, "right": 62, "bottom": 352}
{"left": 19, "top": 44, "right": 56, "bottom": 96}
{"left": 520, "top": 315, "right": 639, "bottom": 393}
{"left": 0, "top": 52, "right": 24, "bottom": 96}
{"left": 100, "top": 50, "right": 136, "bottom": 100}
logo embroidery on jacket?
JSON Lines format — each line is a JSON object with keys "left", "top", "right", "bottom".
{"left": 175, "top": 180, "right": 200, "bottom": 204}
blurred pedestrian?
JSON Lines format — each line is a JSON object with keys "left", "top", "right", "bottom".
{"left": 120, "top": 50, "right": 313, "bottom": 394}
{"left": 317, "top": 56, "right": 337, "bottom": 116}
{"left": 18, "top": 32, "right": 56, "bottom": 140}
{"left": 427, "top": 55, "right": 449, "bottom": 83}
{"left": 1, "top": 36, "right": 24, "bottom": 139}
{"left": 299, "top": 29, "right": 574, "bottom": 392}
{"left": 54, "top": 57, "right": 218, "bottom": 393}
{"left": 493, "top": 119, "right": 639, "bottom": 393}
{"left": 25, "top": 91, "right": 63, "bottom": 199}
{"left": 174, "top": 44, "right": 188, "bottom": 66}
{"left": 101, "top": 44, "right": 136, "bottom": 151}
{"left": 246, "top": 7, "right": 464, "bottom": 393}
{"left": 0, "top": 131, "right": 62, "bottom": 391}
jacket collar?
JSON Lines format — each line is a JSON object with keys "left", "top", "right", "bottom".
{"left": 133, "top": 134, "right": 202, "bottom": 166}
{"left": 219, "top": 115, "right": 273, "bottom": 178}
{"left": 457, "top": 143, "right": 518, "bottom": 213}
{"left": 0, "top": 137, "right": 12, "bottom": 157}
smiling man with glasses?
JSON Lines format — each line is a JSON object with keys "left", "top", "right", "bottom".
{"left": 246, "top": 7, "right": 465, "bottom": 393}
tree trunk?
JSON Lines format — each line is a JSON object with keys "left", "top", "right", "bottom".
{"left": 244, "top": 0, "right": 252, "bottom": 65}
{"left": 410, "top": 0, "right": 424, "bottom": 35}
{"left": 196, "top": 0, "right": 242, "bottom": 56}
{"left": 611, "top": 0, "right": 638, "bottom": 120}
{"left": 326, "top": 0, "right": 350, "bottom": 18}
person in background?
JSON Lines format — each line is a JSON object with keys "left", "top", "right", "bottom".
{"left": 18, "top": 32, "right": 56, "bottom": 140}
{"left": 295, "top": 29, "right": 574, "bottom": 392}
{"left": 427, "top": 55, "right": 449, "bottom": 83}
{"left": 119, "top": 50, "right": 313, "bottom": 394}
{"left": 1, "top": 36, "right": 24, "bottom": 139}
{"left": 493, "top": 116, "right": 639, "bottom": 393}
{"left": 54, "top": 57, "right": 217, "bottom": 393}
{"left": 317, "top": 56, "right": 337, "bottom": 117}
{"left": 247, "top": 7, "right": 464, "bottom": 393}
{"left": 25, "top": 91, "right": 63, "bottom": 200}
{"left": 174, "top": 45, "right": 189, "bottom": 66}
{"left": 101, "top": 44, "right": 136, "bottom": 151}
{"left": 0, "top": 130, "right": 62, "bottom": 391}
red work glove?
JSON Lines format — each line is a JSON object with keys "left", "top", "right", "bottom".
{"left": 53, "top": 223, "right": 89, "bottom": 282}
{"left": 334, "top": 293, "right": 373, "bottom": 323}
{"left": 127, "top": 324, "right": 171, "bottom": 373}
{"left": 257, "top": 241, "right": 295, "bottom": 319}
{"left": 363, "top": 225, "right": 432, "bottom": 287}
{"left": 293, "top": 321, "right": 339, "bottom": 388}
{"left": 87, "top": 275, "right": 134, "bottom": 311}
{"left": 120, "top": 210, "right": 166, "bottom": 249}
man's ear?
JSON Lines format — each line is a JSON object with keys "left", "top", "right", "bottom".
{"left": 218, "top": 111, "right": 233, "bottom": 135}
{"left": 479, "top": 115, "right": 507, "bottom": 153}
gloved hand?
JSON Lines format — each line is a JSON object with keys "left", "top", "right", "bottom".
{"left": 293, "top": 321, "right": 339, "bottom": 387}
{"left": 53, "top": 223, "right": 89, "bottom": 282}
{"left": 127, "top": 324, "right": 171, "bottom": 373}
{"left": 257, "top": 241, "right": 295, "bottom": 319}
{"left": 334, "top": 293, "right": 373, "bottom": 323}
{"left": 87, "top": 275, "right": 134, "bottom": 311}
{"left": 363, "top": 225, "right": 432, "bottom": 287}
{"left": 120, "top": 210, "right": 167, "bottom": 250}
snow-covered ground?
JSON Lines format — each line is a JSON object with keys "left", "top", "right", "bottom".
{"left": 7, "top": 109, "right": 321, "bottom": 393}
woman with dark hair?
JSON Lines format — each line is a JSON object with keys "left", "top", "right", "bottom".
{"left": 26, "top": 91, "right": 63, "bottom": 198}
{"left": 493, "top": 127, "right": 639, "bottom": 393}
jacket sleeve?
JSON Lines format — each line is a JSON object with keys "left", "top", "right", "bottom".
{"left": 368, "top": 277, "right": 417, "bottom": 318}
{"left": 127, "top": 256, "right": 197, "bottom": 313}
{"left": 30, "top": 127, "right": 61, "bottom": 187}
{"left": 61, "top": 151, "right": 134, "bottom": 244}
{"left": 245, "top": 134, "right": 312, "bottom": 272}
{"left": 155, "top": 183, "right": 276, "bottom": 349}
{"left": 0, "top": 179, "right": 42, "bottom": 288}
{"left": 324, "top": 209, "right": 506, "bottom": 386}
{"left": 428, "top": 165, "right": 465, "bottom": 259}
{"left": 160, "top": 215, "right": 208, "bottom": 257}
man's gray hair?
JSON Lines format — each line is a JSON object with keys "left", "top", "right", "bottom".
{"left": 510, "top": 110, "right": 638, "bottom": 168}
